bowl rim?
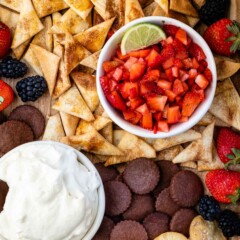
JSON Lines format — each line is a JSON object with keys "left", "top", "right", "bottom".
{"left": 0, "top": 141, "right": 105, "bottom": 240}
{"left": 96, "top": 16, "right": 217, "bottom": 139}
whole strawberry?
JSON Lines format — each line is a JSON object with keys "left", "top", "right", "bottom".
{"left": 0, "top": 80, "right": 14, "bottom": 111}
{"left": 217, "top": 127, "right": 240, "bottom": 167}
{"left": 203, "top": 18, "right": 240, "bottom": 56}
{"left": 206, "top": 169, "right": 240, "bottom": 204}
{"left": 0, "top": 22, "right": 11, "bottom": 59}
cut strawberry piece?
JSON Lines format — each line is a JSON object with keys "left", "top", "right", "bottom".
{"left": 188, "top": 68, "right": 198, "bottom": 79}
{"left": 192, "top": 58, "right": 200, "bottom": 69}
{"left": 107, "top": 91, "right": 126, "bottom": 111}
{"left": 153, "top": 124, "right": 158, "bottom": 134}
{"left": 146, "top": 94, "right": 168, "bottom": 111}
{"left": 124, "top": 57, "right": 138, "bottom": 71}
{"left": 175, "top": 28, "right": 188, "bottom": 45}
{"left": 109, "top": 79, "right": 118, "bottom": 91}
{"left": 119, "top": 82, "right": 138, "bottom": 99}
{"left": 141, "top": 112, "right": 153, "bottom": 130}
{"left": 204, "top": 68, "right": 213, "bottom": 82}
{"left": 176, "top": 96, "right": 183, "bottom": 108}
{"left": 153, "top": 112, "right": 162, "bottom": 121}
{"left": 172, "top": 66, "right": 179, "bottom": 77}
{"left": 200, "top": 60, "right": 208, "bottom": 68}
{"left": 163, "top": 24, "right": 179, "bottom": 37}
{"left": 100, "top": 76, "right": 110, "bottom": 95}
{"left": 130, "top": 62, "right": 146, "bottom": 82}
{"left": 167, "top": 106, "right": 181, "bottom": 124}
{"left": 174, "top": 58, "right": 184, "bottom": 68}
{"left": 162, "top": 57, "right": 174, "bottom": 69}
{"left": 158, "top": 44, "right": 175, "bottom": 63}
{"left": 179, "top": 116, "right": 189, "bottom": 122}
{"left": 160, "top": 72, "right": 168, "bottom": 79}
{"left": 136, "top": 103, "right": 149, "bottom": 114}
{"left": 164, "top": 89, "right": 176, "bottom": 102}
{"left": 116, "top": 48, "right": 129, "bottom": 60}
{"left": 128, "top": 48, "right": 151, "bottom": 58}
{"left": 103, "top": 60, "right": 121, "bottom": 73}
{"left": 157, "top": 120, "right": 169, "bottom": 132}
{"left": 182, "top": 82, "right": 189, "bottom": 92}
{"left": 123, "top": 110, "right": 136, "bottom": 120}
{"left": 183, "top": 58, "right": 193, "bottom": 69}
{"left": 172, "top": 39, "right": 188, "bottom": 60}
{"left": 162, "top": 104, "right": 169, "bottom": 119}
{"left": 113, "top": 67, "right": 123, "bottom": 81}
{"left": 189, "top": 42, "right": 206, "bottom": 61}
{"left": 157, "top": 79, "right": 172, "bottom": 90}
{"left": 130, "top": 97, "right": 144, "bottom": 109}
{"left": 129, "top": 87, "right": 139, "bottom": 98}
{"left": 195, "top": 89, "right": 205, "bottom": 101}
{"left": 179, "top": 69, "right": 189, "bottom": 82}
{"left": 173, "top": 79, "right": 184, "bottom": 96}
{"left": 165, "top": 36, "right": 174, "bottom": 44}
{"left": 182, "top": 91, "right": 202, "bottom": 117}
{"left": 140, "top": 81, "right": 157, "bottom": 95}
{"left": 147, "top": 49, "right": 161, "bottom": 68}
{"left": 142, "top": 69, "right": 160, "bottom": 82}
{"left": 165, "top": 68, "right": 173, "bottom": 81}
{"left": 195, "top": 74, "right": 209, "bottom": 89}
{"left": 130, "top": 111, "right": 142, "bottom": 125}
{"left": 122, "top": 69, "right": 130, "bottom": 81}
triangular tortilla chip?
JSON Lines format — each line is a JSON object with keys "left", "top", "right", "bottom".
{"left": 93, "top": 8, "right": 104, "bottom": 25}
{"left": 23, "top": 47, "right": 43, "bottom": 75}
{"left": 167, "top": 11, "right": 189, "bottom": 24}
{"left": 91, "top": 0, "right": 107, "bottom": 19}
{"left": 153, "top": 129, "right": 201, "bottom": 151}
{"left": 61, "top": 129, "right": 123, "bottom": 156}
{"left": 59, "top": 112, "right": 79, "bottom": 136}
{"left": 112, "top": 130, "right": 127, "bottom": 146}
{"left": 215, "top": 57, "right": 240, "bottom": 80}
{"left": 152, "top": 5, "right": 166, "bottom": 16}
{"left": 52, "top": 85, "right": 94, "bottom": 121}
{"left": 197, "top": 112, "right": 230, "bottom": 127}
{"left": 80, "top": 50, "right": 101, "bottom": 71}
{"left": 99, "top": 122, "right": 113, "bottom": 143}
{"left": 173, "top": 122, "right": 215, "bottom": 164}
{"left": 52, "top": 12, "right": 62, "bottom": 25}
{"left": 12, "top": 39, "right": 31, "bottom": 59}
{"left": 192, "top": 0, "right": 206, "bottom": 9}
{"left": 0, "top": 0, "right": 21, "bottom": 12}
{"left": 155, "top": 0, "right": 168, "bottom": 14}
{"left": 11, "top": 0, "right": 44, "bottom": 49}
{"left": 104, "top": 132, "right": 156, "bottom": 166}
{"left": 71, "top": 71, "right": 99, "bottom": 112}
{"left": 170, "top": 0, "right": 198, "bottom": 17}
{"left": 143, "top": 2, "right": 158, "bottom": 16}
{"left": 64, "top": 34, "right": 91, "bottom": 75}
{"left": 181, "top": 161, "right": 197, "bottom": 169}
{"left": 31, "top": 44, "right": 60, "bottom": 96}
{"left": 74, "top": 17, "right": 115, "bottom": 53}
{"left": 0, "top": 5, "right": 19, "bottom": 35}
{"left": 31, "top": 16, "right": 53, "bottom": 52}
{"left": 63, "top": 0, "right": 93, "bottom": 20}
{"left": 125, "top": 0, "right": 144, "bottom": 24}
{"left": 186, "top": 16, "right": 200, "bottom": 28}
{"left": 49, "top": 9, "right": 91, "bottom": 35}
{"left": 94, "top": 103, "right": 107, "bottom": 117}
{"left": 42, "top": 113, "right": 65, "bottom": 141}
{"left": 209, "top": 78, "right": 240, "bottom": 130}
{"left": 77, "top": 65, "right": 95, "bottom": 74}
{"left": 76, "top": 120, "right": 95, "bottom": 135}
{"left": 142, "top": 138, "right": 155, "bottom": 146}
{"left": 93, "top": 116, "right": 112, "bottom": 131}
{"left": 32, "top": 0, "right": 69, "bottom": 18}
{"left": 228, "top": 0, "right": 240, "bottom": 21}
{"left": 157, "top": 145, "right": 183, "bottom": 161}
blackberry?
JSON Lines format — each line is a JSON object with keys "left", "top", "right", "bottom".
{"left": 198, "top": 195, "right": 221, "bottom": 221}
{"left": 199, "top": 0, "right": 230, "bottom": 26}
{"left": 218, "top": 210, "right": 239, "bottom": 237}
{"left": 16, "top": 75, "right": 47, "bottom": 102}
{"left": 0, "top": 56, "right": 28, "bottom": 79}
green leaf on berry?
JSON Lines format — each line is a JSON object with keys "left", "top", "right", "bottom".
{"left": 225, "top": 148, "right": 240, "bottom": 169}
{"left": 227, "top": 188, "right": 240, "bottom": 205}
{"left": 226, "top": 21, "right": 240, "bottom": 53}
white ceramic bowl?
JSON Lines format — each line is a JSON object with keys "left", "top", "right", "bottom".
{"left": 0, "top": 141, "right": 105, "bottom": 240}
{"left": 97, "top": 16, "right": 217, "bottom": 139}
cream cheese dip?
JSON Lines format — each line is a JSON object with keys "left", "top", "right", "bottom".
{"left": 0, "top": 143, "right": 101, "bottom": 240}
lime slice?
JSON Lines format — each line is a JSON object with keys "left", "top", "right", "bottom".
{"left": 121, "top": 23, "right": 166, "bottom": 55}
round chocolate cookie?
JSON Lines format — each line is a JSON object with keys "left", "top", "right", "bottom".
{"left": 155, "top": 187, "right": 180, "bottom": 216}
{"left": 110, "top": 220, "right": 148, "bottom": 240}
{"left": 0, "top": 112, "right": 7, "bottom": 124}
{"left": 123, "top": 194, "right": 154, "bottom": 221}
{"left": 93, "top": 216, "right": 115, "bottom": 240}
{"left": 123, "top": 158, "right": 160, "bottom": 194}
{"left": 104, "top": 181, "right": 132, "bottom": 216}
{"left": 143, "top": 212, "right": 170, "bottom": 240}
{"left": 153, "top": 161, "right": 180, "bottom": 197}
{"left": 95, "top": 163, "right": 118, "bottom": 182}
{"left": 170, "top": 170, "right": 204, "bottom": 207}
{"left": 0, "top": 120, "right": 34, "bottom": 154}
{"left": 170, "top": 208, "right": 197, "bottom": 237}
{"left": 0, "top": 180, "right": 8, "bottom": 212}
{"left": 9, "top": 105, "right": 45, "bottom": 139}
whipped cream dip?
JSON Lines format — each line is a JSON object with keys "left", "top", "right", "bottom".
{"left": 0, "top": 143, "right": 101, "bottom": 240}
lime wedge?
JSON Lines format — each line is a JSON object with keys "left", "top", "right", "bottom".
{"left": 121, "top": 23, "right": 166, "bottom": 55}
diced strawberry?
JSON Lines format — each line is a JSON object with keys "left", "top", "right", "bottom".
{"left": 186, "top": 37, "right": 192, "bottom": 48}
{"left": 195, "top": 74, "right": 209, "bottom": 89}
{"left": 123, "top": 110, "right": 136, "bottom": 120}
{"left": 189, "top": 42, "right": 206, "bottom": 61}
{"left": 195, "top": 89, "right": 205, "bottom": 101}
{"left": 165, "top": 36, "right": 174, "bottom": 44}
{"left": 119, "top": 82, "right": 138, "bottom": 99}
{"left": 124, "top": 57, "right": 138, "bottom": 71}
{"left": 179, "top": 70, "right": 189, "bottom": 81}
{"left": 172, "top": 66, "right": 179, "bottom": 77}
{"left": 183, "top": 58, "right": 193, "bottom": 69}
{"left": 192, "top": 58, "right": 200, "bottom": 69}
{"left": 157, "top": 79, "right": 172, "bottom": 90}
{"left": 200, "top": 60, "right": 208, "bottom": 68}
{"left": 116, "top": 48, "right": 129, "bottom": 60}
{"left": 130, "top": 62, "right": 146, "bottom": 82}
{"left": 147, "top": 49, "right": 161, "bottom": 68}
{"left": 153, "top": 112, "right": 162, "bottom": 121}
{"left": 204, "top": 68, "right": 213, "bottom": 82}
{"left": 142, "top": 69, "right": 160, "bottom": 82}
{"left": 122, "top": 69, "right": 130, "bottom": 81}
{"left": 174, "top": 58, "right": 184, "bottom": 68}
{"left": 113, "top": 57, "right": 125, "bottom": 65}
{"left": 100, "top": 76, "right": 110, "bottom": 95}
{"left": 176, "top": 96, "right": 183, "bottom": 108}
{"left": 123, "top": 110, "right": 142, "bottom": 125}
{"left": 182, "top": 82, "right": 189, "bottom": 92}
{"left": 158, "top": 44, "right": 175, "bottom": 63}
{"left": 163, "top": 24, "right": 179, "bottom": 37}
{"left": 113, "top": 67, "right": 123, "bottom": 81}
{"left": 107, "top": 91, "right": 126, "bottom": 111}
{"left": 130, "top": 111, "right": 142, "bottom": 125}
{"left": 165, "top": 68, "right": 173, "bottom": 81}
{"left": 103, "top": 60, "right": 121, "bottom": 73}
{"left": 128, "top": 48, "right": 151, "bottom": 58}
{"left": 182, "top": 91, "right": 202, "bottom": 117}
{"left": 141, "top": 112, "right": 153, "bottom": 130}
{"left": 173, "top": 79, "right": 184, "bottom": 96}
{"left": 136, "top": 103, "right": 149, "bottom": 114}
{"left": 175, "top": 28, "right": 188, "bottom": 45}
{"left": 164, "top": 89, "right": 176, "bottom": 102}
{"left": 130, "top": 97, "right": 144, "bottom": 109}
{"left": 179, "top": 116, "right": 189, "bottom": 122}
{"left": 109, "top": 79, "right": 118, "bottom": 91}
{"left": 167, "top": 106, "right": 181, "bottom": 124}
{"left": 146, "top": 94, "right": 168, "bottom": 111}
{"left": 160, "top": 72, "right": 168, "bottom": 79}
{"left": 157, "top": 120, "right": 169, "bottom": 132}
{"left": 153, "top": 124, "right": 158, "bottom": 134}
{"left": 140, "top": 81, "right": 157, "bottom": 95}
{"left": 152, "top": 44, "right": 161, "bottom": 53}
{"left": 162, "top": 104, "right": 169, "bottom": 119}
{"left": 172, "top": 39, "right": 188, "bottom": 60}
{"left": 162, "top": 57, "right": 174, "bottom": 69}
{"left": 188, "top": 69, "right": 198, "bottom": 79}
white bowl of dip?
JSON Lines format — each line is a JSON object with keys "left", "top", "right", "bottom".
{"left": 0, "top": 141, "right": 105, "bottom": 240}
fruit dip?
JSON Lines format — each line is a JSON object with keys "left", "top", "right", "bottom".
{"left": 0, "top": 143, "right": 100, "bottom": 240}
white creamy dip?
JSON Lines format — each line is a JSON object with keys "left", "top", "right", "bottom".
{"left": 0, "top": 144, "right": 100, "bottom": 240}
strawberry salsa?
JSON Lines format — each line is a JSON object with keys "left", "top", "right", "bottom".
{"left": 100, "top": 24, "right": 213, "bottom": 133}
